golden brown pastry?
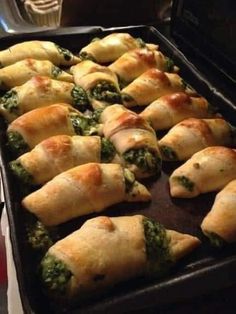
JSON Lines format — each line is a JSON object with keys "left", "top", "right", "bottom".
{"left": 201, "top": 179, "right": 236, "bottom": 245}
{"left": 0, "top": 58, "right": 73, "bottom": 90}
{"left": 22, "top": 163, "right": 151, "bottom": 226}
{"left": 79, "top": 33, "right": 158, "bottom": 63}
{"left": 0, "top": 76, "right": 89, "bottom": 122}
{"left": 159, "top": 118, "right": 235, "bottom": 161}
{"left": 100, "top": 104, "right": 162, "bottom": 178}
{"left": 0, "top": 40, "right": 80, "bottom": 67}
{"left": 121, "top": 69, "right": 188, "bottom": 107}
{"left": 139, "top": 92, "right": 215, "bottom": 130}
{"left": 71, "top": 60, "right": 120, "bottom": 109}
{"left": 39, "top": 215, "right": 200, "bottom": 299}
{"left": 7, "top": 104, "right": 102, "bottom": 156}
{"left": 169, "top": 147, "right": 236, "bottom": 198}
{"left": 10, "top": 135, "right": 117, "bottom": 185}
{"left": 109, "top": 48, "right": 178, "bottom": 86}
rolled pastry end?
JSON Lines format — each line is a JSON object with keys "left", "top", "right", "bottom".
{"left": 169, "top": 175, "right": 199, "bottom": 198}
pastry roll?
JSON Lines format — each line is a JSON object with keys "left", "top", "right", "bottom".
{"left": 79, "top": 33, "right": 158, "bottom": 63}
{"left": 10, "top": 135, "right": 116, "bottom": 185}
{"left": 169, "top": 146, "right": 236, "bottom": 198}
{"left": 139, "top": 92, "right": 215, "bottom": 130}
{"left": 0, "top": 76, "right": 89, "bottom": 122}
{"left": 159, "top": 118, "right": 235, "bottom": 161}
{"left": 100, "top": 104, "right": 162, "bottom": 178}
{"left": 121, "top": 69, "right": 188, "bottom": 108}
{"left": 22, "top": 163, "right": 151, "bottom": 226}
{"left": 40, "top": 215, "right": 200, "bottom": 299}
{"left": 7, "top": 104, "right": 102, "bottom": 155}
{"left": 71, "top": 60, "right": 121, "bottom": 109}
{"left": 0, "top": 40, "right": 80, "bottom": 67}
{"left": 109, "top": 48, "right": 177, "bottom": 87}
{"left": 0, "top": 58, "right": 73, "bottom": 90}
{"left": 201, "top": 179, "right": 236, "bottom": 245}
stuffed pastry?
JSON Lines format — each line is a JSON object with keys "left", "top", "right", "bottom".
{"left": 71, "top": 60, "right": 121, "bottom": 109}
{"left": 22, "top": 163, "right": 151, "bottom": 226}
{"left": 40, "top": 215, "right": 200, "bottom": 299}
{"left": 0, "top": 76, "right": 89, "bottom": 122}
{"left": 109, "top": 48, "right": 178, "bottom": 87}
{"left": 121, "top": 69, "right": 189, "bottom": 108}
{"left": 139, "top": 92, "right": 215, "bottom": 130}
{"left": 7, "top": 104, "right": 102, "bottom": 155}
{"left": 201, "top": 179, "right": 236, "bottom": 245}
{"left": 169, "top": 146, "right": 236, "bottom": 198}
{"left": 0, "top": 40, "right": 80, "bottom": 68}
{"left": 79, "top": 33, "right": 158, "bottom": 63}
{"left": 159, "top": 118, "right": 235, "bottom": 161}
{"left": 0, "top": 58, "right": 73, "bottom": 90}
{"left": 10, "top": 135, "right": 117, "bottom": 185}
{"left": 100, "top": 104, "right": 162, "bottom": 178}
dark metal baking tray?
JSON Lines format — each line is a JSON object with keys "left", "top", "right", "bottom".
{"left": 0, "top": 25, "right": 236, "bottom": 314}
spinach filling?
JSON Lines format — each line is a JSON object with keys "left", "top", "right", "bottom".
{"left": 165, "top": 57, "right": 175, "bottom": 72}
{"left": 100, "top": 138, "right": 116, "bottom": 163}
{"left": 51, "top": 65, "right": 62, "bottom": 79}
{"left": 9, "top": 160, "right": 33, "bottom": 185}
{"left": 205, "top": 232, "right": 225, "bottom": 248}
{"left": 90, "top": 81, "right": 121, "bottom": 104}
{"left": 69, "top": 113, "right": 99, "bottom": 136}
{"left": 160, "top": 145, "right": 178, "bottom": 161}
{"left": 143, "top": 217, "right": 172, "bottom": 276}
{"left": 174, "top": 175, "right": 194, "bottom": 192}
{"left": 91, "top": 108, "right": 104, "bottom": 122}
{"left": 123, "top": 168, "right": 136, "bottom": 193}
{"left": 41, "top": 253, "right": 72, "bottom": 296}
{"left": 79, "top": 51, "right": 96, "bottom": 62}
{"left": 55, "top": 44, "right": 73, "bottom": 61}
{"left": 7, "top": 131, "right": 30, "bottom": 155}
{"left": 136, "top": 37, "right": 146, "bottom": 48}
{"left": 1, "top": 90, "right": 19, "bottom": 115}
{"left": 121, "top": 93, "right": 134, "bottom": 104}
{"left": 207, "top": 102, "right": 218, "bottom": 115}
{"left": 27, "top": 221, "right": 54, "bottom": 251}
{"left": 71, "top": 86, "right": 90, "bottom": 111}
{"left": 123, "top": 148, "right": 162, "bottom": 174}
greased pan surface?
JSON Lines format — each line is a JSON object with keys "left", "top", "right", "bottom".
{"left": 0, "top": 25, "right": 236, "bottom": 314}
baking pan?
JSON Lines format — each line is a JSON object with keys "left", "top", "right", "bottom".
{"left": 0, "top": 25, "right": 236, "bottom": 314}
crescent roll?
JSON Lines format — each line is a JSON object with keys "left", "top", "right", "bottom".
{"left": 0, "top": 76, "right": 89, "bottom": 122}
{"left": 159, "top": 118, "right": 235, "bottom": 161}
{"left": 109, "top": 48, "right": 177, "bottom": 87}
{"left": 22, "top": 163, "right": 151, "bottom": 226}
{"left": 40, "top": 215, "right": 200, "bottom": 299}
{"left": 100, "top": 104, "right": 162, "bottom": 178}
{"left": 201, "top": 179, "right": 236, "bottom": 245}
{"left": 169, "top": 147, "right": 236, "bottom": 198}
{"left": 139, "top": 92, "right": 215, "bottom": 130}
{"left": 121, "top": 69, "right": 187, "bottom": 108}
{"left": 0, "top": 58, "right": 73, "bottom": 90}
{"left": 10, "top": 135, "right": 117, "bottom": 185}
{"left": 71, "top": 60, "right": 121, "bottom": 109}
{"left": 79, "top": 33, "right": 158, "bottom": 63}
{"left": 7, "top": 104, "right": 102, "bottom": 155}
{"left": 0, "top": 40, "right": 80, "bottom": 67}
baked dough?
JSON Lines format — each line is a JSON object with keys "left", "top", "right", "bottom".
{"left": 71, "top": 60, "right": 120, "bottom": 109}
{"left": 0, "top": 40, "right": 80, "bottom": 67}
{"left": 79, "top": 33, "right": 158, "bottom": 63}
{"left": 0, "top": 58, "right": 73, "bottom": 89}
{"left": 41, "top": 215, "right": 200, "bottom": 298}
{"left": 100, "top": 104, "right": 161, "bottom": 177}
{"left": 201, "top": 179, "right": 236, "bottom": 243}
{"left": 159, "top": 118, "right": 234, "bottom": 161}
{"left": 140, "top": 92, "right": 213, "bottom": 130}
{"left": 169, "top": 146, "right": 236, "bottom": 198}
{"left": 22, "top": 163, "right": 151, "bottom": 226}
{"left": 121, "top": 69, "right": 186, "bottom": 107}
{"left": 0, "top": 76, "right": 85, "bottom": 122}
{"left": 109, "top": 48, "right": 176, "bottom": 85}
